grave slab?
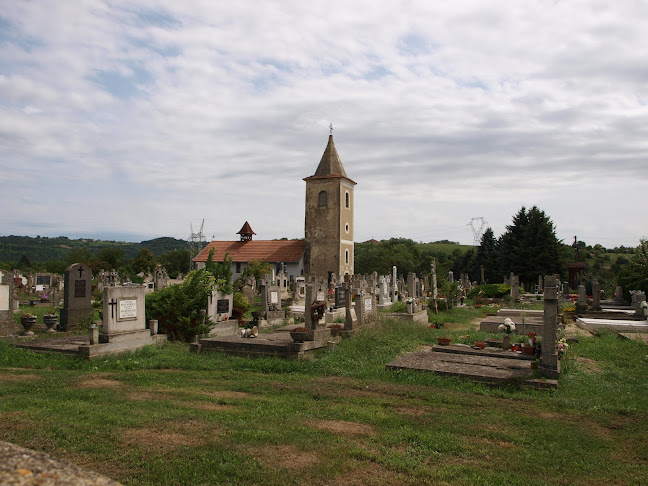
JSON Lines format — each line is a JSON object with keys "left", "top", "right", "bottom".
{"left": 576, "top": 318, "right": 648, "bottom": 332}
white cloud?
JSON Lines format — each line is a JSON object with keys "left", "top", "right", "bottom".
{"left": 0, "top": 1, "right": 646, "bottom": 247}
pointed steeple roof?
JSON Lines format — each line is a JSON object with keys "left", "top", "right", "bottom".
{"left": 237, "top": 221, "right": 256, "bottom": 241}
{"left": 305, "top": 135, "right": 356, "bottom": 184}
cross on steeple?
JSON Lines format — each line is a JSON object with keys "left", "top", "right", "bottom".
{"left": 108, "top": 298, "right": 118, "bottom": 319}
{"left": 329, "top": 123, "right": 333, "bottom": 135}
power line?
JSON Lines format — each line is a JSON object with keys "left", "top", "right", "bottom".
{"left": 467, "top": 217, "right": 487, "bottom": 246}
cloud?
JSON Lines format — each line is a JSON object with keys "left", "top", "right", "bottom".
{"left": 0, "top": 1, "right": 646, "bottom": 248}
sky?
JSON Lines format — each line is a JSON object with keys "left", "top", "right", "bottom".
{"left": 1, "top": 1, "right": 646, "bottom": 249}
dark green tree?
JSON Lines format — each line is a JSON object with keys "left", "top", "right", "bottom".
{"left": 474, "top": 227, "right": 499, "bottom": 283}
{"left": 158, "top": 249, "right": 191, "bottom": 278}
{"left": 96, "top": 247, "right": 124, "bottom": 270}
{"left": 16, "top": 254, "right": 32, "bottom": 270}
{"left": 497, "top": 206, "right": 563, "bottom": 287}
{"left": 132, "top": 248, "right": 157, "bottom": 274}
{"left": 618, "top": 239, "right": 648, "bottom": 295}
{"left": 205, "top": 249, "right": 233, "bottom": 294}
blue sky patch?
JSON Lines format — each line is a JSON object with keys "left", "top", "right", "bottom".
{"left": 90, "top": 65, "right": 152, "bottom": 99}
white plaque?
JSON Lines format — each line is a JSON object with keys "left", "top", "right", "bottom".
{"left": 364, "top": 298, "right": 372, "bottom": 311}
{"left": 0, "top": 286, "right": 9, "bottom": 312}
{"left": 270, "top": 291, "right": 279, "bottom": 304}
{"left": 35, "top": 285, "right": 44, "bottom": 292}
{"left": 118, "top": 299, "right": 137, "bottom": 320}
{"left": 316, "top": 291, "right": 326, "bottom": 301}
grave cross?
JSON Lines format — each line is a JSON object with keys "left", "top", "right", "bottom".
{"left": 108, "top": 298, "right": 118, "bottom": 319}
{"left": 78, "top": 266, "right": 84, "bottom": 278}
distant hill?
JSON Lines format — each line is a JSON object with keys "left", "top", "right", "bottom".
{"left": 0, "top": 235, "right": 190, "bottom": 264}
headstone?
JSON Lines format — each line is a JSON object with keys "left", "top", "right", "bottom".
{"left": 538, "top": 275, "right": 543, "bottom": 294}
{"left": 343, "top": 281, "right": 357, "bottom": 330}
{"left": 592, "top": 281, "right": 601, "bottom": 310}
{"left": 578, "top": 285, "right": 586, "bottom": 304}
{"left": 335, "top": 286, "right": 348, "bottom": 308}
{"left": 60, "top": 263, "right": 93, "bottom": 331}
{"left": 207, "top": 288, "right": 233, "bottom": 322}
{"left": 391, "top": 266, "right": 398, "bottom": 302}
{"left": 480, "top": 265, "right": 485, "bottom": 285}
{"left": 539, "top": 276, "right": 559, "bottom": 378}
{"left": 634, "top": 291, "right": 646, "bottom": 316}
{"left": 615, "top": 286, "right": 623, "bottom": 301}
{"left": 448, "top": 271, "right": 454, "bottom": 283}
{"left": 154, "top": 267, "right": 169, "bottom": 290}
{"left": 0, "top": 270, "right": 17, "bottom": 336}
{"left": 100, "top": 286, "right": 146, "bottom": 341}
{"left": 562, "top": 282, "right": 570, "bottom": 299}
{"left": 510, "top": 275, "right": 520, "bottom": 303}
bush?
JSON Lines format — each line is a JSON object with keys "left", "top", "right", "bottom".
{"left": 467, "top": 284, "right": 510, "bottom": 299}
{"left": 232, "top": 292, "right": 249, "bottom": 324}
{"left": 146, "top": 269, "right": 213, "bottom": 341}
{"left": 389, "top": 301, "right": 408, "bottom": 313}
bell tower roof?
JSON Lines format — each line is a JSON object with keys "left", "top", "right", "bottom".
{"left": 304, "top": 135, "right": 356, "bottom": 184}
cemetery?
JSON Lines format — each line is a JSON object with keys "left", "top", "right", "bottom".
{"left": 1, "top": 134, "right": 647, "bottom": 484}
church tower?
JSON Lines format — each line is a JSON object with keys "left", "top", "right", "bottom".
{"left": 304, "top": 133, "right": 356, "bottom": 278}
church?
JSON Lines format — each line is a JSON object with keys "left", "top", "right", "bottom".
{"left": 193, "top": 133, "right": 356, "bottom": 281}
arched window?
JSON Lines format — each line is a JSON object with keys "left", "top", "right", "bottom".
{"left": 318, "top": 190, "right": 328, "bottom": 207}
{"left": 345, "top": 191, "right": 350, "bottom": 208}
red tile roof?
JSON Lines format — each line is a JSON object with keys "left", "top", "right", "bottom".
{"left": 193, "top": 240, "right": 305, "bottom": 263}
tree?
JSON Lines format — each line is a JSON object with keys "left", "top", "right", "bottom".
{"left": 205, "top": 249, "right": 233, "bottom": 294}
{"left": 474, "top": 227, "right": 499, "bottom": 283}
{"left": 618, "top": 239, "right": 648, "bottom": 295}
{"left": 132, "top": 248, "right": 157, "bottom": 274}
{"left": 16, "top": 254, "right": 32, "bottom": 270}
{"left": 158, "top": 249, "right": 191, "bottom": 278}
{"left": 497, "top": 206, "right": 563, "bottom": 287}
{"left": 96, "top": 247, "right": 124, "bottom": 270}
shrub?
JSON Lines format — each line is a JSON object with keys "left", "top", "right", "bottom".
{"left": 467, "top": 284, "right": 511, "bottom": 299}
{"left": 146, "top": 269, "right": 213, "bottom": 341}
{"left": 232, "top": 292, "right": 249, "bottom": 324}
{"left": 389, "top": 301, "right": 408, "bottom": 313}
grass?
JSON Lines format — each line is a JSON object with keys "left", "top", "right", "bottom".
{"left": 1, "top": 309, "right": 647, "bottom": 485}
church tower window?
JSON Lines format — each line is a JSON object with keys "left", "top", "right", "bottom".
{"left": 318, "top": 190, "right": 328, "bottom": 207}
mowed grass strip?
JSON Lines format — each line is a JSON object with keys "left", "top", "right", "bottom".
{"left": 0, "top": 312, "right": 647, "bottom": 485}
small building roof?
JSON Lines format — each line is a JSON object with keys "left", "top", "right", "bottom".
{"left": 193, "top": 240, "right": 305, "bottom": 264}
{"left": 237, "top": 221, "right": 256, "bottom": 236}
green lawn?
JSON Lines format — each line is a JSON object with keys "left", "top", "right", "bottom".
{"left": 1, "top": 313, "right": 647, "bottom": 485}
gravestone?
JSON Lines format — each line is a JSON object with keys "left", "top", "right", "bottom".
{"left": 633, "top": 291, "right": 646, "bottom": 316}
{"left": 430, "top": 259, "right": 438, "bottom": 314}
{"left": 77, "top": 285, "right": 165, "bottom": 357}
{"left": 539, "top": 276, "right": 559, "bottom": 378}
{"left": 304, "top": 282, "right": 332, "bottom": 342}
{"left": 343, "top": 279, "right": 358, "bottom": 330}
{"left": 154, "top": 267, "right": 169, "bottom": 291}
{"left": 448, "top": 271, "right": 454, "bottom": 283}
{"left": 206, "top": 288, "right": 236, "bottom": 337}
{"left": 59, "top": 263, "right": 93, "bottom": 331}
{"left": 578, "top": 285, "right": 586, "bottom": 304}
{"left": 391, "top": 266, "right": 398, "bottom": 303}
{"left": 264, "top": 284, "right": 285, "bottom": 325}
{"left": 510, "top": 275, "right": 520, "bottom": 303}
{"left": 615, "top": 286, "right": 623, "bottom": 301}
{"left": 592, "top": 281, "right": 601, "bottom": 310}
{"left": 562, "top": 282, "right": 570, "bottom": 299}
{"left": 0, "top": 270, "right": 17, "bottom": 336}
{"left": 335, "top": 286, "right": 348, "bottom": 308}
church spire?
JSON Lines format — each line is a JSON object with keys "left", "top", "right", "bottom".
{"left": 312, "top": 134, "right": 349, "bottom": 179}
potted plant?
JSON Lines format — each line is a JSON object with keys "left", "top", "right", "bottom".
{"left": 290, "top": 326, "right": 311, "bottom": 342}
{"left": 437, "top": 336, "right": 452, "bottom": 345}
{"left": 43, "top": 313, "right": 58, "bottom": 333}
{"left": 20, "top": 313, "right": 37, "bottom": 335}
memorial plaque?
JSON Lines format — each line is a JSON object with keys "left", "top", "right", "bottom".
{"left": 217, "top": 299, "right": 230, "bottom": 313}
{"left": 0, "top": 286, "right": 9, "bottom": 312}
{"left": 270, "top": 291, "right": 279, "bottom": 304}
{"left": 36, "top": 275, "right": 51, "bottom": 286}
{"left": 35, "top": 284, "right": 44, "bottom": 292}
{"left": 75, "top": 280, "right": 87, "bottom": 298}
{"left": 364, "top": 298, "right": 372, "bottom": 311}
{"left": 335, "top": 288, "right": 347, "bottom": 308}
{"left": 118, "top": 299, "right": 137, "bottom": 320}
{"left": 316, "top": 291, "right": 326, "bottom": 301}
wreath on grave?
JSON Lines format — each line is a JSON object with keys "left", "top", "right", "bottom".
{"left": 310, "top": 300, "right": 327, "bottom": 321}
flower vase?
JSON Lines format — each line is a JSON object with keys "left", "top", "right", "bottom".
{"left": 20, "top": 315, "right": 37, "bottom": 336}
{"left": 43, "top": 314, "right": 58, "bottom": 333}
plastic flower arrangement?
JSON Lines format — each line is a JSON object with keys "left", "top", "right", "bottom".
{"left": 498, "top": 318, "right": 516, "bottom": 334}
{"left": 557, "top": 338, "right": 569, "bottom": 359}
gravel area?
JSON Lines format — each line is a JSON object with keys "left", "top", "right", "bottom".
{"left": 0, "top": 441, "right": 122, "bottom": 486}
